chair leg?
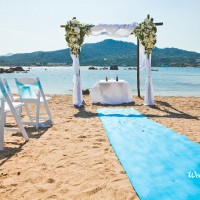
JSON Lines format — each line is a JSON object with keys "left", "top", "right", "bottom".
{"left": 36, "top": 102, "right": 40, "bottom": 129}
{"left": 14, "top": 116, "right": 29, "bottom": 141}
{"left": 18, "top": 106, "right": 22, "bottom": 116}
{"left": 44, "top": 102, "right": 53, "bottom": 122}
{"left": 19, "top": 107, "right": 23, "bottom": 122}
{"left": 24, "top": 103, "right": 34, "bottom": 123}
{"left": 8, "top": 103, "right": 29, "bottom": 141}
{"left": 0, "top": 112, "right": 5, "bottom": 151}
{"left": 4, "top": 112, "right": 7, "bottom": 125}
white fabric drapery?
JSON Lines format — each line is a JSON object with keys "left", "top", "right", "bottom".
{"left": 90, "top": 23, "right": 138, "bottom": 37}
{"left": 71, "top": 54, "right": 83, "bottom": 107}
{"left": 139, "top": 43, "right": 154, "bottom": 105}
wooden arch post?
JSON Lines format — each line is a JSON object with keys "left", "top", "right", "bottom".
{"left": 136, "top": 14, "right": 163, "bottom": 98}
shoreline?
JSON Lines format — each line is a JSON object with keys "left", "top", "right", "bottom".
{"left": 0, "top": 95, "right": 199, "bottom": 199}
{"left": 1, "top": 65, "right": 200, "bottom": 68}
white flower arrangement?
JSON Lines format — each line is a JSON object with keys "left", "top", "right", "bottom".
{"left": 65, "top": 17, "right": 92, "bottom": 56}
{"left": 134, "top": 17, "right": 157, "bottom": 55}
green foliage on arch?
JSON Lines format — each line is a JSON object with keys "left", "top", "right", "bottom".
{"left": 134, "top": 18, "right": 157, "bottom": 55}
{"left": 65, "top": 18, "right": 92, "bottom": 56}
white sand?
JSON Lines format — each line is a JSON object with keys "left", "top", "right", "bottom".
{"left": 0, "top": 95, "right": 199, "bottom": 199}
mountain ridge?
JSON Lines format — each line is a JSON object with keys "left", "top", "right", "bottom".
{"left": 0, "top": 39, "right": 200, "bottom": 67}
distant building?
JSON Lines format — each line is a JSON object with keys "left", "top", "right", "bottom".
{"left": 196, "top": 59, "right": 200, "bottom": 63}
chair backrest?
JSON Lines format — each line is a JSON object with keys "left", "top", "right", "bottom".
{"left": 15, "top": 77, "right": 47, "bottom": 101}
{"left": 1, "top": 78, "right": 15, "bottom": 101}
{"left": 0, "top": 79, "right": 10, "bottom": 102}
{"left": 15, "top": 77, "right": 42, "bottom": 99}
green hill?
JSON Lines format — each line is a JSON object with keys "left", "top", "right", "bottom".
{"left": 0, "top": 39, "right": 199, "bottom": 67}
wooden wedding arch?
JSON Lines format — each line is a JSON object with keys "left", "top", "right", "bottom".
{"left": 61, "top": 15, "right": 163, "bottom": 107}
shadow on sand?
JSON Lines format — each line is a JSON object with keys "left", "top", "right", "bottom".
{"left": 146, "top": 100, "right": 199, "bottom": 120}
{"left": 74, "top": 99, "right": 199, "bottom": 121}
{"left": 74, "top": 101, "right": 135, "bottom": 118}
{"left": 0, "top": 127, "right": 49, "bottom": 167}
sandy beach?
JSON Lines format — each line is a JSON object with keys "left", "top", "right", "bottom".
{"left": 0, "top": 95, "right": 200, "bottom": 200}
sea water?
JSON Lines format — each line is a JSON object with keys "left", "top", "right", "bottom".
{"left": 0, "top": 66, "right": 199, "bottom": 97}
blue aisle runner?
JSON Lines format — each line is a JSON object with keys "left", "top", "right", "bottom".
{"left": 98, "top": 108, "right": 200, "bottom": 200}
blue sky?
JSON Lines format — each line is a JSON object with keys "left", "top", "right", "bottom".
{"left": 0, "top": 0, "right": 200, "bottom": 55}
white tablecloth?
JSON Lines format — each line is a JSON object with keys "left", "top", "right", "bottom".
{"left": 90, "top": 80, "right": 134, "bottom": 105}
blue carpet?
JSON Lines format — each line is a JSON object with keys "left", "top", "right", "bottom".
{"left": 98, "top": 108, "right": 200, "bottom": 200}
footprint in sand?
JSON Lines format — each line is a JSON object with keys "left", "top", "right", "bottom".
{"left": 96, "top": 138, "right": 106, "bottom": 142}
{"left": 92, "top": 146, "right": 100, "bottom": 148}
{"left": 47, "top": 178, "right": 55, "bottom": 183}
{"left": 83, "top": 186, "right": 104, "bottom": 195}
{"left": 37, "top": 187, "right": 48, "bottom": 193}
{"left": 78, "top": 135, "right": 87, "bottom": 138}
{"left": 2, "top": 178, "right": 16, "bottom": 186}
{"left": 47, "top": 195, "right": 57, "bottom": 199}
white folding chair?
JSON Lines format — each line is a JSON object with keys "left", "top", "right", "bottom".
{"left": 0, "top": 79, "right": 29, "bottom": 151}
{"left": 15, "top": 77, "right": 53, "bottom": 129}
